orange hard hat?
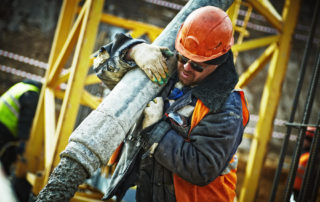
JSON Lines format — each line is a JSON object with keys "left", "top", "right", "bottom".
{"left": 175, "top": 6, "right": 234, "bottom": 63}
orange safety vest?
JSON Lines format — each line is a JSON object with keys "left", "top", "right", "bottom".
{"left": 293, "top": 152, "right": 310, "bottom": 190}
{"left": 174, "top": 90, "right": 249, "bottom": 202}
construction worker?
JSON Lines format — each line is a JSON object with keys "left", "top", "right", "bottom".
{"left": 37, "top": 6, "right": 249, "bottom": 202}
{"left": 291, "top": 126, "right": 316, "bottom": 201}
{"left": 0, "top": 79, "right": 41, "bottom": 175}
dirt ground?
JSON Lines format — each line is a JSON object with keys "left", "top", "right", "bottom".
{"left": 236, "top": 155, "right": 288, "bottom": 202}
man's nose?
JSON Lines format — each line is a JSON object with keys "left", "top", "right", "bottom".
{"left": 183, "top": 61, "right": 193, "bottom": 71}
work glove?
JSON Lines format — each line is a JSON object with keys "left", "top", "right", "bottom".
{"left": 142, "top": 97, "right": 164, "bottom": 129}
{"left": 128, "top": 43, "right": 173, "bottom": 85}
{"left": 93, "top": 47, "right": 130, "bottom": 89}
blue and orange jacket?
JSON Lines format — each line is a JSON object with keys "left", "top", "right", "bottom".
{"left": 106, "top": 89, "right": 249, "bottom": 202}
{"left": 172, "top": 90, "right": 249, "bottom": 202}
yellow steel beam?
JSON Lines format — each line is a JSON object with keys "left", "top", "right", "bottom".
{"left": 51, "top": 0, "right": 104, "bottom": 169}
{"left": 232, "top": 35, "right": 279, "bottom": 52}
{"left": 259, "top": 0, "right": 283, "bottom": 22}
{"left": 44, "top": 88, "right": 56, "bottom": 170}
{"left": 55, "top": 70, "right": 70, "bottom": 86}
{"left": 15, "top": 0, "right": 79, "bottom": 177}
{"left": 236, "top": 43, "right": 277, "bottom": 88}
{"left": 243, "top": 133, "right": 255, "bottom": 139}
{"left": 48, "top": 0, "right": 80, "bottom": 64}
{"left": 47, "top": 3, "right": 87, "bottom": 87}
{"left": 233, "top": 2, "right": 252, "bottom": 61}
{"left": 24, "top": 0, "right": 105, "bottom": 192}
{"left": 227, "top": 0, "right": 241, "bottom": 27}
{"left": 55, "top": 88, "right": 102, "bottom": 109}
{"left": 129, "top": 29, "right": 147, "bottom": 39}
{"left": 17, "top": 0, "right": 80, "bottom": 193}
{"left": 52, "top": 65, "right": 96, "bottom": 88}
{"left": 247, "top": 0, "right": 283, "bottom": 31}
{"left": 26, "top": 172, "right": 44, "bottom": 195}
{"left": 54, "top": 54, "right": 96, "bottom": 87}
{"left": 281, "top": 0, "right": 290, "bottom": 20}
{"left": 236, "top": 3, "right": 252, "bottom": 45}
{"left": 100, "top": 13, "right": 163, "bottom": 40}
{"left": 53, "top": 89, "right": 65, "bottom": 100}
{"left": 234, "top": 26, "right": 250, "bottom": 37}
{"left": 147, "top": 31, "right": 161, "bottom": 42}
{"left": 239, "top": 0, "right": 301, "bottom": 201}
{"left": 55, "top": 67, "right": 96, "bottom": 87}
{"left": 81, "top": 90, "right": 102, "bottom": 109}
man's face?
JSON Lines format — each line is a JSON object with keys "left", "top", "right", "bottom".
{"left": 176, "top": 53, "right": 218, "bottom": 86}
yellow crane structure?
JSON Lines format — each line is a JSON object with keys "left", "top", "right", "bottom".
{"left": 15, "top": 0, "right": 301, "bottom": 201}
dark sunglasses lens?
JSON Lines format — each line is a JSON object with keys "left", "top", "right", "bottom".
{"left": 177, "top": 54, "right": 188, "bottom": 64}
{"left": 177, "top": 53, "right": 203, "bottom": 72}
{"left": 190, "top": 63, "right": 203, "bottom": 72}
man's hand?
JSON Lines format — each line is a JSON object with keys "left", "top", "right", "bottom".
{"left": 128, "top": 43, "right": 172, "bottom": 85}
{"left": 142, "top": 97, "right": 164, "bottom": 129}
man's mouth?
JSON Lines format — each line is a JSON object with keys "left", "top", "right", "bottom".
{"left": 181, "top": 70, "right": 192, "bottom": 78}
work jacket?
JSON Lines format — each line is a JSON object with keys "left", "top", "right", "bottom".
{"left": 0, "top": 80, "right": 40, "bottom": 140}
{"left": 95, "top": 33, "right": 249, "bottom": 202}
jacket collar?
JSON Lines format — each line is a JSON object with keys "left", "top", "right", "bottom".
{"left": 191, "top": 51, "right": 238, "bottom": 112}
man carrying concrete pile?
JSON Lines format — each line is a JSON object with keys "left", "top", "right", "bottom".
{"left": 37, "top": 6, "right": 249, "bottom": 202}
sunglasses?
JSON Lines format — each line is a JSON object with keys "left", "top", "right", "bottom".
{"left": 176, "top": 53, "right": 204, "bottom": 72}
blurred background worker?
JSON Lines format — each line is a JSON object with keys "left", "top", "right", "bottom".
{"left": 291, "top": 126, "right": 317, "bottom": 201}
{"left": 0, "top": 79, "right": 42, "bottom": 176}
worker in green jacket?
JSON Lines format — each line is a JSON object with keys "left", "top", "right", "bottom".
{"left": 0, "top": 79, "right": 42, "bottom": 175}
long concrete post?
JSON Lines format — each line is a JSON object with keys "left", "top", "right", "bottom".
{"left": 63, "top": 0, "right": 234, "bottom": 176}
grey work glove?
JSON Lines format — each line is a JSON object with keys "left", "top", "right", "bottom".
{"left": 142, "top": 97, "right": 164, "bottom": 129}
{"left": 36, "top": 157, "right": 88, "bottom": 202}
{"left": 128, "top": 43, "right": 173, "bottom": 85}
{"left": 93, "top": 47, "right": 129, "bottom": 89}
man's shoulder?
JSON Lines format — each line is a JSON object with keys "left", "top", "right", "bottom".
{"left": 221, "top": 91, "right": 243, "bottom": 112}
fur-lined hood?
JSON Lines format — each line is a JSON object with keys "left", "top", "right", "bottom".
{"left": 192, "top": 51, "right": 238, "bottom": 112}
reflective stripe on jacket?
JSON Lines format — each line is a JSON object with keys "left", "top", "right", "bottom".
{"left": 293, "top": 152, "right": 310, "bottom": 190}
{"left": 0, "top": 82, "right": 39, "bottom": 137}
{"left": 174, "top": 90, "right": 249, "bottom": 202}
